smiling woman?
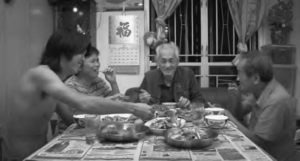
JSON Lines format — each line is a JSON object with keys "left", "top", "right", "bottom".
{"left": 56, "top": 45, "right": 121, "bottom": 133}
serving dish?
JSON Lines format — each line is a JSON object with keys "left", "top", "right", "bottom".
{"left": 144, "top": 117, "right": 186, "bottom": 135}
{"left": 162, "top": 102, "right": 177, "bottom": 109}
{"left": 204, "top": 107, "right": 225, "bottom": 115}
{"left": 165, "top": 127, "right": 218, "bottom": 149}
{"left": 100, "top": 113, "right": 136, "bottom": 122}
{"left": 97, "top": 122, "right": 148, "bottom": 142}
{"left": 204, "top": 114, "right": 228, "bottom": 129}
{"left": 73, "top": 114, "right": 98, "bottom": 128}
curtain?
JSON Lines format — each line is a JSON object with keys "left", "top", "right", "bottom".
{"left": 227, "top": 0, "right": 268, "bottom": 55}
{"left": 151, "top": 0, "right": 182, "bottom": 41}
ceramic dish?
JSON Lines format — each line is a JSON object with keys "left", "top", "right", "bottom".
{"left": 165, "top": 127, "right": 218, "bottom": 149}
{"left": 145, "top": 117, "right": 186, "bottom": 135}
{"left": 204, "top": 107, "right": 225, "bottom": 115}
{"left": 100, "top": 113, "right": 140, "bottom": 124}
{"left": 97, "top": 122, "right": 149, "bottom": 142}
{"left": 73, "top": 114, "right": 98, "bottom": 128}
{"left": 204, "top": 114, "right": 228, "bottom": 129}
{"left": 162, "top": 102, "right": 177, "bottom": 109}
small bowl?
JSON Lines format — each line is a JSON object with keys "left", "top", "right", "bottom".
{"left": 204, "top": 115, "right": 228, "bottom": 129}
{"left": 73, "top": 114, "right": 86, "bottom": 127}
{"left": 205, "top": 107, "right": 225, "bottom": 115}
{"left": 162, "top": 102, "right": 177, "bottom": 109}
{"left": 73, "top": 114, "right": 99, "bottom": 128}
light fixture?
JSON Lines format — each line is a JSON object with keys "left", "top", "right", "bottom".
{"left": 73, "top": 7, "right": 78, "bottom": 13}
{"left": 134, "top": 2, "right": 143, "bottom": 7}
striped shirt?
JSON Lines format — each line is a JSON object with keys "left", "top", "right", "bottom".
{"left": 65, "top": 75, "right": 112, "bottom": 97}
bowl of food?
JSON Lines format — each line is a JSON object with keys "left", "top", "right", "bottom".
{"left": 204, "top": 114, "right": 228, "bottom": 129}
{"left": 73, "top": 114, "right": 85, "bottom": 127}
{"left": 145, "top": 117, "right": 185, "bottom": 135}
{"left": 165, "top": 127, "right": 218, "bottom": 149}
{"left": 204, "top": 107, "right": 225, "bottom": 115}
{"left": 97, "top": 122, "right": 149, "bottom": 142}
{"left": 162, "top": 102, "right": 177, "bottom": 109}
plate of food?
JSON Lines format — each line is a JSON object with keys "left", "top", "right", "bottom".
{"left": 97, "top": 122, "right": 149, "bottom": 142}
{"left": 144, "top": 117, "right": 186, "bottom": 135}
{"left": 152, "top": 104, "right": 169, "bottom": 117}
{"left": 165, "top": 127, "right": 218, "bottom": 149}
{"left": 100, "top": 113, "right": 142, "bottom": 124}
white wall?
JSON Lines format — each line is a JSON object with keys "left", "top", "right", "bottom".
{"left": 96, "top": 11, "right": 147, "bottom": 93}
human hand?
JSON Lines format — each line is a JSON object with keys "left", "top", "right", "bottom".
{"left": 228, "top": 82, "right": 239, "bottom": 91}
{"left": 103, "top": 67, "right": 117, "bottom": 83}
{"left": 177, "top": 96, "right": 191, "bottom": 108}
{"left": 138, "top": 89, "right": 151, "bottom": 104}
{"left": 132, "top": 103, "right": 154, "bottom": 121}
{"left": 241, "top": 93, "right": 256, "bottom": 111}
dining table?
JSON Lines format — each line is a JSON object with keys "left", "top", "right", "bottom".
{"left": 25, "top": 115, "right": 275, "bottom": 161}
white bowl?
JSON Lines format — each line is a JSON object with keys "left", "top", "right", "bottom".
{"left": 205, "top": 107, "right": 225, "bottom": 115}
{"left": 162, "top": 102, "right": 177, "bottom": 109}
{"left": 204, "top": 115, "right": 228, "bottom": 128}
{"left": 73, "top": 114, "right": 99, "bottom": 128}
{"left": 73, "top": 114, "right": 86, "bottom": 127}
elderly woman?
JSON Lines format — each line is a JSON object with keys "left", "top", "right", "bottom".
{"left": 56, "top": 45, "right": 121, "bottom": 130}
{"left": 65, "top": 45, "right": 119, "bottom": 97}
{"left": 139, "top": 42, "right": 205, "bottom": 108}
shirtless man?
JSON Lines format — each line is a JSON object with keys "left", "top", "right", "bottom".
{"left": 2, "top": 30, "right": 153, "bottom": 160}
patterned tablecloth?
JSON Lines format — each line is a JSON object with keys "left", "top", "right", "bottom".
{"left": 25, "top": 121, "right": 275, "bottom": 161}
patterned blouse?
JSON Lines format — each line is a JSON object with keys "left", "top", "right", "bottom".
{"left": 56, "top": 75, "right": 112, "bottom": 135}
{"left": 65, "top": 75, "right": 112, "bottom": 97}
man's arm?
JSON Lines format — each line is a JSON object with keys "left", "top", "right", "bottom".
{"left": 225, "top": 110, "right": 264, "bottom": 146}
{"left": 103, "top": 67, "right": 120, "bottom": 95}
{"left": 33, "top": 67, "right": 153, "bottom": 120}
{"left": 55, "top": 102, "right": 74, "bottom": 126}
{"left": 188, "top": 71, "right": 206, "bottom": 104}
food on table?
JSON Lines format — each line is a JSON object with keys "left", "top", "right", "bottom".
{"left": 165, "top": 127, "right": 218, "bottom": 149}
{"left": 168, "top": 127, "right": 210, "bottom": 141}
{"left": 101, "top": 114, "right": 140, "bottom": 123}
{"left": 145, "top": 117, "right": 186, "bottom": 135}
{"left": 97, "top": 122, "right": 148, "bottom": 142}
{"left": 149, "top": 117, "right": 182, "bottom": 129}
{"left": 176, "top": 108, "right": 204, "bottom": 122}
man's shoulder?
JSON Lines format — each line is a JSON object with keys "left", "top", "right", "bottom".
{"left": 176, "top": 67, "right": 195, "bottom": 77}
{"left": 30, "top": 65, "right": 54, "bottom": 75}
{"left": 177, "top": 66, "right": 194, "bottom": 73}
{"left": 144, "top": 68, "right": 160, "bottom": 76}
{"left": 269, "top": 80, "right": 290, "bottom": 102}
{"left": 28, "top": 65, "right": 60, "bottom": 82}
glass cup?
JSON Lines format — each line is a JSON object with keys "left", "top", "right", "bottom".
{"left": 85, "top": 114, "right": 99, "bottom": 129}
{"left": 191, "top": 103, "right": 205, "bottom": 120}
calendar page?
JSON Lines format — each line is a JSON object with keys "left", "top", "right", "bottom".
{"left": 109, "top": 45, "right": 140, "bottom": 66}
{"left": 108, "top": 15, "right": 140, "bottom": 66}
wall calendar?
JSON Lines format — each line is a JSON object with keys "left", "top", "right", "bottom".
{"left": 108, "top": 15, "right": 140, "bottom": 69}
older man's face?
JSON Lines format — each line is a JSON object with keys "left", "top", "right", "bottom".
{"left": 157, "top": 48, "right": 179, "bottom": 77}
{"left": 236, "top": 59, "right": 256, "bottom": 93}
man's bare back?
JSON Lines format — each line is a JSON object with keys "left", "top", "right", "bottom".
{"left": 4, "top": 66, "right": 60, "bottom": 158}
{"left": 2, "top": 30, "right": 153, "bottom": 160}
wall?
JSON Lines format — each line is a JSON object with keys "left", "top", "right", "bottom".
{"left": 0, "top": 0, "right": 53, "bottom": 128}
{"left": 290, "top": 0, "right": 300, "bottom": 118}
